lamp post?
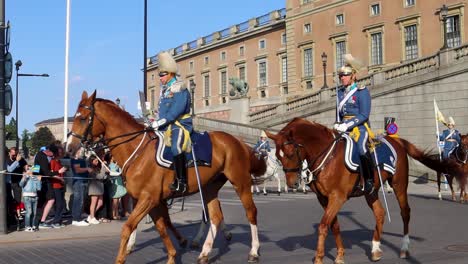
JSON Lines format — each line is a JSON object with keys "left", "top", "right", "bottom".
{"left": 321, "top": 52, "right": 329, "bottom": 89}
{"left": 15, "top": 60, "right": 49, "bottom": 150}
{"left": 116, "top": 98, "right": 121, "bottom": 108}
{"left": 440, "top": 4, "right": 449, "bottom": 50}
{"left": 190, "top": 80, "right": 196, "bottom": 117}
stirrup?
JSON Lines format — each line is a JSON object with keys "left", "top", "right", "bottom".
{"left": 170, "top": 180, "right": 187, "bottom": 193}
{"left": 363, "top": 180, "right": 375, "bottom": 194}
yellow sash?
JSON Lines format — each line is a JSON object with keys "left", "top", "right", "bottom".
{"left": 164, "top": 114, "right": 192, "bottom": 152}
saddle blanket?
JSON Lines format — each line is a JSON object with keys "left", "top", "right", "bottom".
{"left": 342, "top": 134, "right": 397, "bottom": 175}
{"left": 155, "top": 131, "right": 212, "bottom": 169}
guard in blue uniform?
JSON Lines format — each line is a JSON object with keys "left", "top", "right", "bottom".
{"left": 151, "top": 51, "right": 192, "bottom": 193}
{"left": 439, "top": 117, "right": 461, "bottom": 160}
{"left": 333, "top": 54, "right": 374, "bottom": 193}
{"left": 253, "top": 131, "right": 271, "bottom": 160}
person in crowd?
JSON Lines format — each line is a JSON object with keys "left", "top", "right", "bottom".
{"left": 6, "top": 147, "right": 27, "bottom": 221}
{"left": 71, "top": 148, "right": 92, "bottom": 226}
{"left": 87, "top": 155, "right": 106, "bottom": 224}
{"left": 20, "top": 164, "right": 41, "bottom": 232}
{"left": 253, "top": 131, "right": 271, "bottom": 160}
{"left": 439, "top": 117, "right": 461, "bottom": 160}
{"left": 50, "top": 146, "right": 66, "bottom": 228}
{"left": 109, "top": 155, "right": 126, "bottom": 220}
{"left": 35, "top": 144, "right": 67, "bottom": 229}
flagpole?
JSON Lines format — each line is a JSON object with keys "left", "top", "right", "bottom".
{"left": 64, "top": 0, "right": 71, "bottom": 145}
{"left": 433, "top": 99, "right": 442, "bottom": 161}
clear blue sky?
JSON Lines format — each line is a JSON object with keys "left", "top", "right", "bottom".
{"left": 7, "top": 0, "right": 285, "bottom": 136}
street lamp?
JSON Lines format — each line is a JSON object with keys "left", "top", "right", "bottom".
{"left": 321, "top": 52, "right": 329, "bottom": 89}
{"left": 189, "top": 80, "right": 196, "bottom": 116}
{"left": 440, "top": 4, "right": 449, "bottom": 50}
{"left": 116, "top": 98, "right": 121, "bottom": 107}
{"left": 15, "top": 60, "right": 49, "bottom": 150}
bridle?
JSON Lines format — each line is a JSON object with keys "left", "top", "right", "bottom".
{"left": 455, "top": 142, "right": 468, "bottom": 164}
{"left": 68, "top": 103, "right": 98, "bottom": 147}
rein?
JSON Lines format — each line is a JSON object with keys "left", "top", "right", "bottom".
{"left": 455, "top": 145, "right": 468, "bottom": 164}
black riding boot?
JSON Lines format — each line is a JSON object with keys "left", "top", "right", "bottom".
{"left": 359, "top": 153, "right": 375, "bottom": 194}
{"left": 170, "top": 154, "right": 187, "bottom": 193}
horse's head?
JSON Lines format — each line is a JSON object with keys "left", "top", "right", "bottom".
{"left": 265, "top": 129, "right": 306, "bottom": 189}
{"left": 67, "top": 91, "right": 105, "bottom": 155}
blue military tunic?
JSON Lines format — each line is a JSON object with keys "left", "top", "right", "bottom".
{"left": 253, "top": 139, "right": 271, "bottom": 159}
{"left": 439, "top": 129, "right": 461, "bottom": 160}
{"left": 337, "top": 83, "right": 371, "bottom": 155}
{"left": 157, "top": 77, "right": 193, "bottom": 155}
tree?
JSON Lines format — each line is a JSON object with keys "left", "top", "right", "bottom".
{"left": 30, "top": 127, "right": 56, "bottom": 155}
{"left": 5, "top": 118, "right": 17, "bottom": 140}
{"left": 21, "top": 129, "right": 33, "bottom": 159}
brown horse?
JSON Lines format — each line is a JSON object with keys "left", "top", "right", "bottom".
{"left": 67, "top": 91, "right": 266, "bottom": 264}
{"left": 266, "top": 118, "right": 460, "bottom": 264}
{"left": 436, "top": 134, "right": 468, "bottom": 202}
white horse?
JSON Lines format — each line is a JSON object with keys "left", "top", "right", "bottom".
{"left": 251, "top": 153, "right": 287, "bottom": 195}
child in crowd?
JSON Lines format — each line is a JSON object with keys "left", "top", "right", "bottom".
{"left": 19, "top": 164, "right": 42, "bottom": 232}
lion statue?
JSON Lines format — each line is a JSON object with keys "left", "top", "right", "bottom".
{"left": 229, "top": 77, "right": 249, "bottom": 97}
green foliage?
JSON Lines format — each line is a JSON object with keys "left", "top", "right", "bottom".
{"left": 30, "top": 127, "right": 56, "bottom": 155}
{"left": 21, "top": 129, "right": 33, "bottom": 158}
{"left": 5, "top": 118, "right": 17, "bottom": 140}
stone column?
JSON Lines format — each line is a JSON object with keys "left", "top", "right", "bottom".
{"left": 229, "top": 97, "right": 251, "bottom": 124}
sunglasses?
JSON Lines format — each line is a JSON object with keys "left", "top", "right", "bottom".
{"left": 159, "top": 72, "right": 169, "bottom": 77}
{"left": 339, "top": 73, "right": 352, "bottom": 77}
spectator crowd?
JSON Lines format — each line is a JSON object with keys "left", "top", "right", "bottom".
{"left": 3, "top": 143, "right": 132, "bottom": 232}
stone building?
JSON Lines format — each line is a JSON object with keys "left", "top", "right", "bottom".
{"left": 146, "top": 0, "right": 467, "bottom": 123}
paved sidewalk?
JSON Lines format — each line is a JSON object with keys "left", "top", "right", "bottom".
{"left": 0, "top": 179, "right": 454, "bottom": 244}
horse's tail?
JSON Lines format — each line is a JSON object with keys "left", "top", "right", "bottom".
{"left": 393, "top": 137, "right": 462, "bottom": 176}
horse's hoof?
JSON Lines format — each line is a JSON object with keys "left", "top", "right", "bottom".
{"left": 197, "top": 256, "right": 209, "bottom": 264}
{"left": 126, "top": 245, "right": 135, "bottom": 255}
{"left": 190, "top": 241, "right": 200, "bottom": 249}
{"left": 166, "top": 257, "right": 176, "bottom": 264}
{"left": 399, "top": 250, "right": 409, "bottom": 259}
{"left": 452, "top": 196, "right": 457, "bottom": 201}
{"left": 247, "top": 254, "right": 259, "bottom": 263}
{"left": 263, "top": 192, "right": 267, "bottom": 196}
{"left": 334, "top": 256, "right": 345, "bottom": 264}
{"left": 371, "top": 250, "right": 383, "bottom": 261}
{"left": 277, "top": 192, "right": 281, "bottom": 196}
{"left": 179, "top": 238, "right": 188, "bottom": 248}
{"left": 224, "top": 232, "right": 232, "bottom": 241}
{"left": 314, "top": 259, "right": 324, "bottom": 264}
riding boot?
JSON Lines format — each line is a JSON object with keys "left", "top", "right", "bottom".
{"left": 359, "top": 153, "right": 375, "bottom": 194}
{"left": 170, "top": 154, "right": 188, "bottom": 193}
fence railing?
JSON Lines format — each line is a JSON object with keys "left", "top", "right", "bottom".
{"left": 384, "top": 54, "right": 438, "bottom": 81}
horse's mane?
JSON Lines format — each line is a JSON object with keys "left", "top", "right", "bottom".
{"left": 280, "top": 117, "right": 333, "bottom": 140}
{"left": 95, "top": 98, "right": 144, "bottom": 128}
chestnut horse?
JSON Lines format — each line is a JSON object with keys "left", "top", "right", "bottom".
{"left": 266, "top": 118, "right": 459, "bottom": 264}
{"left": 67, "top": 91, "right": 266, "bottom": 264}
{"left": 436, "top": 134, "right": 468, "bottom": 202}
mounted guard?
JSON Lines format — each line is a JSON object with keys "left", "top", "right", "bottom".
{"left": 333, "top": 53, "right": 374, "bottom": 193}
{"left": 253, "top": 131, "right": 271, "bottom": 160}
{"left": 439, "top": 116, "right": 461, "bottom": 160}
{"left": 150, "top": 51, "right": 192, "bottom": 193}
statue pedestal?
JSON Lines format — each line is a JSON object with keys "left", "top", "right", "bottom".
{"left": 229, "top": 96, "right": 250, "bottom": 124}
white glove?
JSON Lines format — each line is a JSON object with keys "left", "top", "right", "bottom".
{"left": 333, "top": 123, "right": 340, "bottom": 130}
{"left": 336, "top": 123, "right": 350, "bottom": 133}
{"left": 151, "top": 118, "right": 167, "bottom": 129}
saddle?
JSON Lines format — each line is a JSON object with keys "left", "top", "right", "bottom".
{"left": 342, "top": 134, "right": 397, "bottom": 175}
{"left": 154, "top": 130, "right": 213, "bottom": 169}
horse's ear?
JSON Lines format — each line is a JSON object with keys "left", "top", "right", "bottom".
{"left": 81, "top": 91, "right": 88, "bottom": 100}
{"left": 89, "top": 90, "right": 97, "bottom": 103}
{"left": 265, "top": 130, "right": 278, "bottom": 141}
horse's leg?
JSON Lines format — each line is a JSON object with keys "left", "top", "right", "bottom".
{"left": 148, "top": 204, "right": 178, "bottom": 264}
{"left": 126, "top": 198, "right": 138, "bottom": 254}
{"left": 392, "top": 181, "right": 411, "bottom": 259}
{"left": 447, "top": 175, "right": 456, "bottom": 201}
{"left": 365, "top": 193, "right": 385, "bottom": 261}
{"left": 315, "top": 194, "right": 346, "bottom": 264}
{"left": 316, "top": 194, "right": 345, "bottom": 264}
{"left": 198, "top": 197, "right": 223, "bottom": 264}
{"left": 276, "top": 173, "right": 281, "bottom": 195}
{"left": 161, "top": 201, "right": 188, "bottom": 248}
{"left": 262, "top": 181, "right": 267, "bottom": 195}
{"left": 437, "top": 172, "right": 442, "bottom": 200}
{"left": 115, "top": 195, "right": 159, "bottom": 264}
{"left": 229, "top": 179, "right": 260, "bottom": 262}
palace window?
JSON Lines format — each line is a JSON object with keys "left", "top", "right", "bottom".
{"left": 258, "top": 61, "right": 267, "bottom": 87}
{"left": 335, "top": 41, "right": 346, "bottom": 70}
{"left": 370, "top": 3, "right": 380, "bottom": 16}
{"left": 404, "top": 24, "right": 418, "bottom": 60}
{"left": 281, "top": 57, "right": 288, "bottom": 83}
{"left": 447, "top": 15, "right": 461, "bottom": 48}
{"left": 304, "top": 48, "right": 313, "bottom": 78}
{"left": 336, "top": 14, "right": 344, "bottom": 25}
{"left": 220, "top": 71, "right": 227, "bottom": 95}
{"left": 203, "top": 74, "right": 210, "bottom": 97}
{"left": 371, "top": 32, "right": 383, "bottom": 65}
{"left": 239, "top": 66, "right": 246, "bottom": 81}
